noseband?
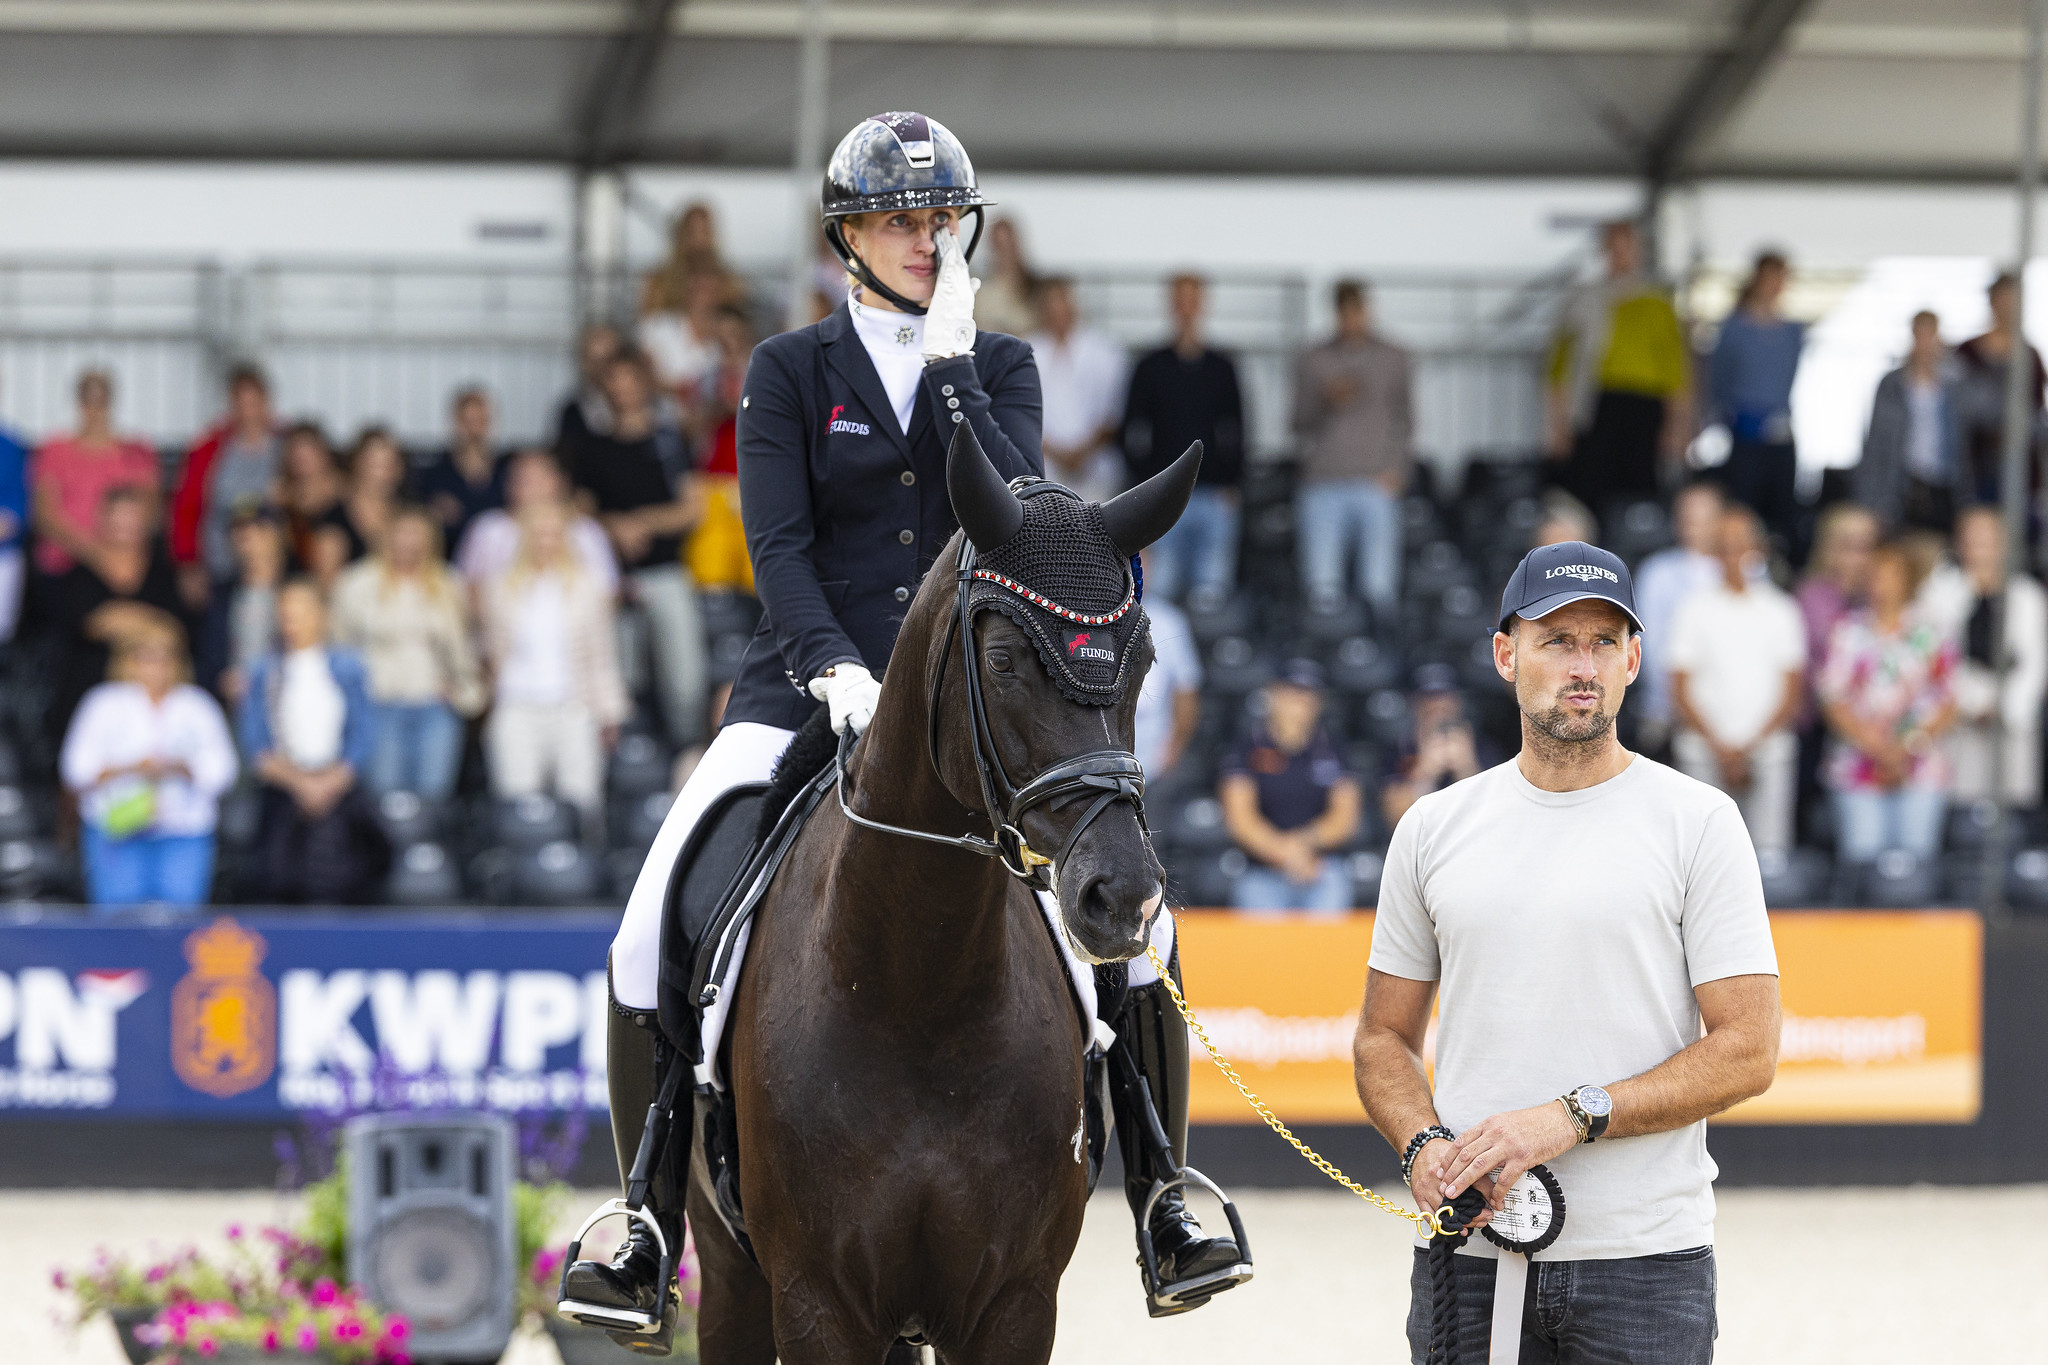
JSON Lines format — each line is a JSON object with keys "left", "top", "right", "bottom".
{"left": 836, "top": 498, "right": 1148, "bottom": 891}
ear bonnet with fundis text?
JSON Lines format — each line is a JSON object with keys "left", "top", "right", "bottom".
{"left": 946, "top": 425, "right": 1203, "bottom": 705}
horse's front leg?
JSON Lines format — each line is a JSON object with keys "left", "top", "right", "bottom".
{"left": 686, "top": 1152, "right": 776, "bottom": 1365}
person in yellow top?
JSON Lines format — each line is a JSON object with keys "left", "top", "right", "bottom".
{"left": 1547, "top": 219, "right": 1693, "bottom": 520}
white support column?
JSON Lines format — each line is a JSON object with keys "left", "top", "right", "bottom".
{"left": 785, "top": 0, "right": 832, "bottom": 333}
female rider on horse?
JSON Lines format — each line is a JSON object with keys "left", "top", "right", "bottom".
{"left": 567, "top": 111, "right": 1245, "bottom": 1341}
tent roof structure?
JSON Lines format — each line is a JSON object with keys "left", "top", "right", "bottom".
{"left": 0, "top": 1, "right": 2028, "bottom": 182}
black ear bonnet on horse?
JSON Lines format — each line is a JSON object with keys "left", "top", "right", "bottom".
{"left": 969, "top": 483, "right": 1146, "bottom": 706}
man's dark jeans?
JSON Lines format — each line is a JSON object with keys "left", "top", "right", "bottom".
{"left": 1407, "top": 1245, "right": 1716, "bottom": 1364}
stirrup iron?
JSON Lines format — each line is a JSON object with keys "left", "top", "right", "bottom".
{"left": 1136, "top": 1168, "right": 1255, "bottom": 1318}
{"left": 555, "top": 1199, "right": 678, "bottom": 1333}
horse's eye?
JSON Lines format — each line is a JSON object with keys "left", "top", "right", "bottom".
{"left": 987, "top": 650, "right": 1013, "bottom": 674}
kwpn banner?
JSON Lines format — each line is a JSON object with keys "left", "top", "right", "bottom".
{"left": 0, "top": 911, "right": 618, "bottom": 1118}
{"left": 1174, "top": 909, "right": 1984, "bottom": 1126}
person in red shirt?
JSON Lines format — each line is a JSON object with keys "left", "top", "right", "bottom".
{"left": 167, "top": 363, "right": 278, "bottom": 607}
{"left": 31, "top": 369, "right": 159, "bottom": 578}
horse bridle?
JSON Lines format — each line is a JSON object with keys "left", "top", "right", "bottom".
{"left": 836, "top": 501, "right": 1148, "bottom": 892}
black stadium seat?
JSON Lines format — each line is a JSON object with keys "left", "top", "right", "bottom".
{"left": 1169, "top": 796, "right": 1234, "bottom": 852}
{"left": 386, "top": 841, "right": 463, "bottom": 906}
{"left": 374, "top": 789, "right": 444, "bottom": 848}
{"left": 608, "top": 731, "right": 673, "bottom": 800}
{"left": 616, "top": 790, "right": 676, "bottom": 854}
{"left": 1328, "top": 635, "right": 1400, "bottom": 696}
{"left": 0, "top": 786, "right": 37, "bottom": 841}
{"left": 512, "top": 839, "right": 605, "bottom": 906}
{"left": 493, "top": 794, "right": 578, "bottom": 850}
{"left": 1203, "top": 636, "right": 1272, "bottom": 699}
{"left": 1756, "top": 847, "right": 1830, "bottom": 908}
{"left": 1857, "top": 850, "right": 1940, "bottom": 908}
{"left": 2006, "top": 848, "right": 2048, "bottom": 911}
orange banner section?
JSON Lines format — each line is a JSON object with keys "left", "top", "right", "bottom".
{"left": 1174, "top": 908, "right": 1982, "bottom": 1127}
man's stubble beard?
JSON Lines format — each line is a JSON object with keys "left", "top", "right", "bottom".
{"left": 1523, "top": 683, "right": 1615, "bottom": 746}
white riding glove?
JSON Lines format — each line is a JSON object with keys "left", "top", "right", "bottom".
{"left": 808, "top": 662, "right": 883, "bottom": 736}
{"left": 921, "top": 226, "right": 979, "bottom": 362}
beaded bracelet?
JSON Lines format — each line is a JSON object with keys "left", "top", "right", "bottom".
{"left": 1400, "top": 1124, "right": 1456, "bottom": 1184}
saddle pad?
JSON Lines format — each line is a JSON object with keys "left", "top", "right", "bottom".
{"left": 655, "top": 782, "right": 770, "bottom": 1060}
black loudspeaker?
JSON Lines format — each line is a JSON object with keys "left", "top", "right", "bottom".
{"left": 345, "top": 1113, "right": 516, "bottom": 1363}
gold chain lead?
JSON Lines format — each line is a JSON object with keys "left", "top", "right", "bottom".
{"left": 1144, "top": 943, "right": 1445, "bottom": 1239}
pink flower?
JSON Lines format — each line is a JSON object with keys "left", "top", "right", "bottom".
{"left": 312, "top": 1278, "right": 339, "bottom": 1306}
{"left": 263, "top": 1326, "right": 281, "bottom": 1351}
{"left": 297, "top": 1323, "right": 320, "bottom": 1353}
{"left": 334, "top": 1317, "right": 364, "bottom": 1340}
{"left": 384, "top": 1317, "right": 411, "bottom": 1342}
{"left": 195, "top": 1336, "right": 218, "bottom": 1357}
{"left": 145, "top": 1265, "right": 169, "bottom": 1283}
{"left": 50, "top": 1269, "right": 66, "bottom": 1289}
{"left": 226, "top": 1224, "right": 243, "bottom": 1240}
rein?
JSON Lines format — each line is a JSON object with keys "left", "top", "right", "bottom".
{"left": 835, "top": 523, "right": 1147, "bottom": 890}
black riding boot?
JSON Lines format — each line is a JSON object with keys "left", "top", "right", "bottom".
{"left": 558, "top": 989, "right": 684, "bottom": 1355}
{"left": 1112, "top": 962, "right": 1252, "bottom": 1316}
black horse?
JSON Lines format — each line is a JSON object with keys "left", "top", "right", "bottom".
{"left": 667, "top": 429, "right": 1227, "bottom": 1363}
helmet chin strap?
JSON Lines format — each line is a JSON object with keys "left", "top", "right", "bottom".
{"left": 825, "top": 207, "right": 986, "bottom": 319}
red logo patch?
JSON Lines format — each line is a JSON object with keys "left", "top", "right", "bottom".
{"left": 1067, "top": 632, "right": 1090, "bottom": 655}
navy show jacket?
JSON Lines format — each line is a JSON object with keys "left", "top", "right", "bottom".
{"left": 727, "top": 303, "right": 1043, "bottom": 731}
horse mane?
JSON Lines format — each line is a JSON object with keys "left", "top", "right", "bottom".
{"left": 755, "top": 704, "right": 839, "bottom": 841}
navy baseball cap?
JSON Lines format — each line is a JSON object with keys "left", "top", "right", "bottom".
{"left": 1496, "top": 541, "right": 1644, "bottom": 636}
{"left": 1273, "top": 658, "right": 1327, "bottom": 692}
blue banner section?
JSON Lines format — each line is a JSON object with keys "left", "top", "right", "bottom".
{"left": 0, "top": 910, "right": 620, "bottom": 1118}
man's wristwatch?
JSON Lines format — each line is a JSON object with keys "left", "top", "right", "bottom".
{"left": 1560, "top": 1085, "right": 1613, "bottom": 1143}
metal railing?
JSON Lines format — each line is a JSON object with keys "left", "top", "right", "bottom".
{"left": 0, "top": 257, "right": 1572, "bottom": 473}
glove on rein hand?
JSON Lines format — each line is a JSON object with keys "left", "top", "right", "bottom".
{"left": 809, "top": 662, "right": 883, "bottom": 735}
{"left": 922, "top": 227, "right": 979, "bottom": 362}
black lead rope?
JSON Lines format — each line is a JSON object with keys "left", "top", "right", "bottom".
{"left": 1426, "top": 1189, "right": 1489, "bottom": 1365}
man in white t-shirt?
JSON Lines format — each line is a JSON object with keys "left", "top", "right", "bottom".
{"left": 1631, "top": 479, "right": 1724, "bottom": 744}
{"left": 1028, "top": 276, "right": 1128, "bottom": 503}
{"left": 1354, "top": 540, "right": 1781, "bottom": 1364}
{"left": 1668, "top": 505, "right": 1806, "bottom": 853}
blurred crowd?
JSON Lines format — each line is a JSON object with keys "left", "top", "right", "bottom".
{"left": 0, "top": 206, "right": 2041, "bottom": 913}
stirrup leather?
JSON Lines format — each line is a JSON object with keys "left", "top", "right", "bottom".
{"left": 556, "top": 1199, "right": 678, "bottom": 1334}
{"left": 1135, "top": 1169, "right": 1255, "bottom": 1318}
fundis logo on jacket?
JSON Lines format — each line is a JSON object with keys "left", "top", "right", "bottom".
{"left": 827, "top": 404, "right": 871, "bottom": 437}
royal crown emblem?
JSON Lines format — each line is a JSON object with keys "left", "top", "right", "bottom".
{"left": 171, "top": 918, "right": 277, "bottom": 1099}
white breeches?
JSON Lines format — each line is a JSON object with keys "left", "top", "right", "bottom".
{"left": 607, "top": 720, "right": 1176, "bottom": 1010}
{"left": 611, "top": 722, "right": 797, "bottom": 1010}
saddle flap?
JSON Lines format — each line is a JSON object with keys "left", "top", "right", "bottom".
{"left": 657, "top": 782, "right": 770, "bottom": 1053}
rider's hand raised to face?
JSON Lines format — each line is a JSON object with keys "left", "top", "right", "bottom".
{"left": 922, "top": 226, "right": 979, "bottom": 363}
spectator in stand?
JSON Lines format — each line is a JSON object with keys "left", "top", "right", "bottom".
{"left": 324, "top": 426, "right": 408, "bottom": 565}
{"left": 683, "top": 307, "right": 756, "bottom": 594}
{"left": 455, "top": 448, "right": 617, "bottom": 608}
{"left": 1219, "top": 660, "right": 1361, "bottom": 914}
{"left": 566, "top": 345, "right": 707, "bottom": 746}
{"left": 641, "top": 202, "right": 746, "bottom": 317}
{"left": 480, "top": 501, "right": 632, "bottom": 829}
{"left": 196, "top": 508, "right": 286, "bottom": 705}
{"left": 639, "top": 268, "right": 726, "bottom": 413}
{"left": 1531, "top": 489, "right": 1598, "bottom": 548}
{"left": 1631, "top": 480, "right": 1726, "bottom": 748}
{"left": 276, "top": 423, "right": 346, "bottom": 578}
{"left": 1029, "top": 276, "right": 1127, "bottom": 502}
{"left": 169, "top": 363, "right": 279, "bottom": 604}
{"left": 51, "top": 486, "right": 187, "bottom": 739}
{"left": 1124, "top": 273, "right": 1245, "bottom": 603}
{"left": 0, "top": 387, "right": 25, "bottom": 645}
{"left": 558, "top": 322, "right": 621, "bottom": 449}
{"left": 1794, "top": 502, "right": 1880, "bottom": 825}
{"left": 972, "top": 218, "right": 1038, "bottom": 338}
{"left": 1855, "top": 310, "right": 1959, "bottom": 532}
{"left": 1292, "top": 278, "right": 1414, "bottom": 616}
{"left": 31, "top": 369, "right": 159, "bottom": 580}
{"left": 418, "top": 386, "right": 506, "bottom": 551}
{"left": 239, "top": 579, "right": 388, "bottom": 904}
{"left": 1919, "top": 506, "right": 2047, "bottom": 809}
{"left": 1709, "top": 251, "right": 1805, "bottom": 551}
{"left": 1132, "top": 547, "right": 1202, "bottom": 784}
{"left": 1817, "top": 541, "right": 1958, "bottom": 863}
{"left": 61, "top": 618, "right": 237, "bottom": 908}
{"left": 1546, "top": 220, "right": 1692, "bottom": 520}
{"left": 1379, "top": 663, "right": 1494, "bottom": 828}
{"left": 1667, "top": 505, "right": 1807, "bottom": 854}
{"left": 1952, "top": 273, "right": 2045, "bottom": 506}
{"left": 329, "top": 506, "right": 484, "bottom": 800}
